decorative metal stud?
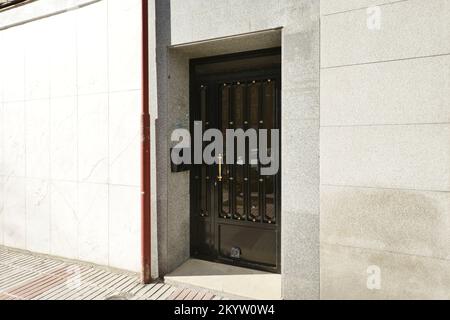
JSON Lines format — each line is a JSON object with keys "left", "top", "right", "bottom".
{"left": 244, "top": 121, "right": 248, "bottom": 125}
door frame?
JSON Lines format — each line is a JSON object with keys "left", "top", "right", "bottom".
{"left": 188, "top": 48, "right": 282, "bottom": 273}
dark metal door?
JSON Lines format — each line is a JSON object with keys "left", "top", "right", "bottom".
{"left": 190, "top": 49, "right": 281, "bottom": 273}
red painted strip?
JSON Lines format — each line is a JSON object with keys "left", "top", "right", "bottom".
{"left": 141, "top": 0, "right": 152, "bottom": 284}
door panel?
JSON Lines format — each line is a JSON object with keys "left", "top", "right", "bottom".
{"left": 218, "top": 224, "right": 277, "bottom": 267}
{"left": 190, "top": 49, "right": 281, "bottom": 273}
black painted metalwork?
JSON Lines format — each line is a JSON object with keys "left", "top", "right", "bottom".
{"left": 190, "top": 48, "right": 281, "bottom": 273}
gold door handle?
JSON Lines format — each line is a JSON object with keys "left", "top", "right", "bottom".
{"left": 217, "top": 154, "right": 223, "bottom": 182}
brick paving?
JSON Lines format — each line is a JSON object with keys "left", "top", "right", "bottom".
{"left": 0, "top": 246, "right": 224, "bottom": 300}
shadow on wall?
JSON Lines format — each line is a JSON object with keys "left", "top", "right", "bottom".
{"left": 321, "top": 187, "right": 450, "bottom": 299}
{"left": 322, "top": 187, "right": 448, "bottom": 257}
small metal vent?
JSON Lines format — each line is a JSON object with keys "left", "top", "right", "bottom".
{"left": 230, "top": 247, "right": 241, "bottom": 259}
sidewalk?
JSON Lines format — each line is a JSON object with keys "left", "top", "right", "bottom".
{"left": 0, "top": 246, "right": 224, "bottom": 301}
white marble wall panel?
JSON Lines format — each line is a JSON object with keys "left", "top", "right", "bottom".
{"left": 0, "top": 0, "right": 143, "bottom": 273}
{"left": 26, "top": 179, "right": 51, "bottom": 253}
{"left": 3, "top": 177, "right": 26, "bottom": 249}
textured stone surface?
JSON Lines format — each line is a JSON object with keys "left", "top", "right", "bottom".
{"left": 321, "top": 124, "right": 450, "bottom": 191}
{"left": 321, "top": 0, "right": 397, "bottom": 16}
{"left": 162, "top": 0, "right": 321, "bottom": 300}
{"left": 280, "top": 1, "right": 320, "bottom": 300}
{"left": 282, "top": 119, "right": 320, "bottom": 215}
{"left": 321, "top": 186, "right": 450, "bottom": 261}
{"left": 321, "top": 55, "right": 450, "bottom": 126}
{"left": 321, "top": 0, "right": 450, "bottom": 67}
{"left": 321, "top": 244, "right": 450, "bottom": 300}
{"left": 170, "top": 0, "right": 281, "bottom": 45}
{"left": 165, "top": 259, "right": 282, "bottom": 300}
{"left": 155, "top": 0, "right": 171, "bottom": 276}
{"left": 320, "top": 0, "right": 450, "bottom": 300}
{"left": 281, "top": 212, "right": 320, "bottom": 298}
{"left": 171, "top": 29, "right": 281, "bottom": 59}
{"left": 166, "top": 51, "right": 190, "bottom": 271}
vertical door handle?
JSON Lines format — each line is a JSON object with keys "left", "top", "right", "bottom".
{"left": 217, "top": 153, "right": 223, "bottom": 182}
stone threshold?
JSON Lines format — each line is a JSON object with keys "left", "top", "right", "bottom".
{"left": 164, "top": 259, "right": 282, "bottom": 300}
